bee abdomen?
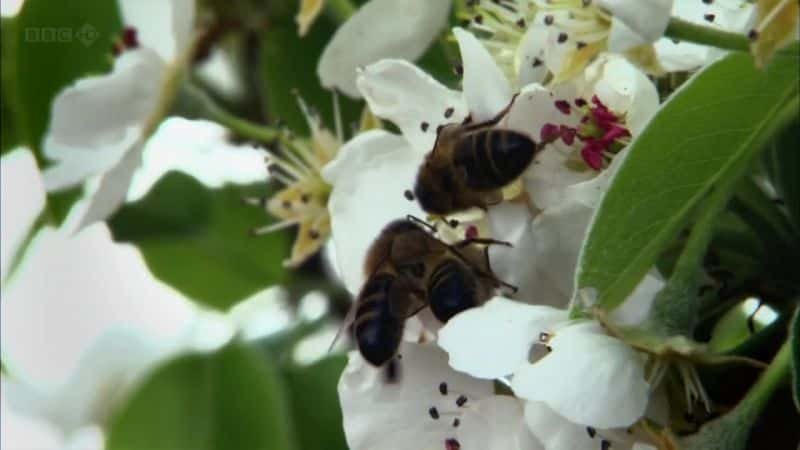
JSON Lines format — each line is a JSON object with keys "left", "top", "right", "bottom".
{"left": 354, "top": 274, "right": 404, "bottom": 366}
{"left": 428, "top": 260, "right": 478, "bottom": 323}
{"left": 455, "top": 130, "right": 536, "bottom": 190}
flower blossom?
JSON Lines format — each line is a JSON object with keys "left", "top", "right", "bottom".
{"left": 318, "top": 0, "right": 452, "bottom": 98}
{"left": 42, "top": 0, "right": 195, "bottom": 228}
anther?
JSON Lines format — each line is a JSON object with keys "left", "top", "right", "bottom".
{"left": 544, "top": 15, "right": 554, "bottom": 25}
{"left": 586, "top": 427, "right": 596, "bottom": 438}
{"left": 601, "top": 439, "right": 611, "bottom": 450}
{"left": 557, "top": 32, "right": 568, "bottom": 43}
{"left": 703, "top": 13, "right": 715, "bottom": 22}
{"left": 429, "top": 407, "right": 440, "bottom": 419}
{"left": 444, "top": 107, "right": 455, "bottom": 118}
{"left": 576, "top": 41, "right": 587, "bottom": 49}
{"left": 445, "top": 438, "right": 461, "bottom": 450}
{"left": 309, "top": 229, "right": 320, "bottom": 239}
{"left": 456, "top": 395, "right": 468, "bottom": 407}
{"left": 439, "top": 382, "right": 449, "bottom": 395}
{"left": 404, "top": 190, "right": 415, "bottom": 201}
{"left": 300, "top": 193, "right": 311, "bottom": 204}
{"left": 474, "top": 15, "right": 484, "bottom": 24}
{"left": 448, "top": 219, "right": 460, "bottom": 228}
{"left": 748, "top": 29, "right": 759, "bottom": 41}
{"left": 516, "top": 18, "right": 526, "bottom": 28}
{"left": 532, "top": 57, "right": 543, "bottom": 67}
{"left": 452, "top": 418, "right": 460, "bottom": 427}
{"left": 421, "top": 121, "right": 430, "bottom": 132}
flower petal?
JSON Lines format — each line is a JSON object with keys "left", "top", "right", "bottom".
{"left": 339, "top": 342, "right": 495, "bottom": 450}
{"left": 357, "top": 59, "right": 467, "bottom": 153}
{"left": 516, "top": 26, "right": 549, "bottom": 87}
{"left": 599, "top": 0, "right": 673, "bottom": 45}
{"left": 453, "top": 27, "right": 513, "bottom": 122}
{"left": 610, "top": 270, "right": 664, "bottom": 327}
{"left": 318, "top": 0, "right": 452, "bottom": 98}
{"left": 512, "top": 322, "right": 649, "bottom": 428}
{"left": 438, "top": 298, "right": 567, "bottom": 379}
{"left": 1, "top": 149, "right": 46, "bottom": 282}
{"left": 322, "top": 130, "right": 425, "bottom": 294}
{"left": 523, "top": 401, "right": 604, "bottom": 450}
{"left": 489, "top": 201, "right": 594, "bottom": 306}
{"left": 118, "top": 0, "right": 194, "bottom": 62}
{"left": 43, "top": 49, "right": 163, "bottom": 190}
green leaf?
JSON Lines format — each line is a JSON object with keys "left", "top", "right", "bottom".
{"left": 107, "top": 342, "right": 296, "bottom": 450}
{"left": 16, "top": 0, "right": 122, "bottom": 154}
{"left": 284, "top": 356, "right": 348, "bottom": 450}
{"left": 792, "top": 307, "right": 800, "bottom": 411}
{"left": 109, "top": 172, "right": 289, "bottom": 309}
{"left": 764, "top": 118, "right": 800, "bottom": 234}
{"left": 260, "top": 18, "right": 361, "bottom": 135}
{"left": 578, "top": 46, "right": 800, "bottom": 310}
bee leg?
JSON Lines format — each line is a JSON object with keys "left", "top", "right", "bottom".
{"left": 453, "top": 238, "right": 513, "bottom": 248}
{"left": 406, "top": 214, "right": 438, "bottom": 233}
{"left": 462, "top": 93, "right": 520, "bottom": 132}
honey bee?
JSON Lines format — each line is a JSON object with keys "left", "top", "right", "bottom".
{"left": 348, "top": 216, "right": 515, "bottom": 367}
{"left": 413, "top": 95, "right": 543, "bottom": 215}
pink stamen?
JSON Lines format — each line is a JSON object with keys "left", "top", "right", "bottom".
{"left": 575, "top": 98, "right": 587, "bottom": 107}
{"left": 581, "top": 143, "right": 604, "bottom": 170}
{"left": 554, "top": 100, "right": 571, "bottom": 115}
{"left": 540, "top": 123, "right": 561, "bottom": 143}
{"left": 560, "top": 125, "right": 576, "bottom": 145}
{"left": 465, "top": 225, "right": 479, "bottom": 240}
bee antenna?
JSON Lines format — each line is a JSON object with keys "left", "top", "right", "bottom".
{"left": 406, "top": 214, "right": 437, "bottom": 233}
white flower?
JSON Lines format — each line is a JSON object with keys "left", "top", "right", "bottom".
{"left": 655, "top": 0, "right": 755, "bottom": 71}
{"left": 338, "top": 341, "right": 539, "bottom": 450}
{"left": 42, "top": 0, "right": 195, "bottom": 228}
{"left": 438, "top": 272, "right": 664, "bottom": 431}
{"left": 0, "top": 149, "right": 296, "bottom": 438}
{"left": 318, "top": 0, "right": 452, "bottom": 98}
{"left": 461, "top": 0, "right": 673, "bottom": 83}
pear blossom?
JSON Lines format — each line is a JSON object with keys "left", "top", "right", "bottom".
{"left": 0, "top": 148, "right": 304, "bottom": 440}
{"left": 338, "top": 341, "right": 539, "bottom": 450}
{"left": 317, "top": 0, "right": 452, "bottom": 98}
{"left": 654, "top": 0, "right": 755, "bottom": 71}
{"left": 42, "top": 0, "right": 195, "bottom": 228}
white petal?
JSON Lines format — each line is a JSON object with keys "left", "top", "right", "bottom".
{"left": 584, "top": 54, "right": 659, "bottom": 136}
{"left": 118, "top": 0, "right": 194, "bottom": 62}
{"left": 457, "top": 396, "right": 543, "bottom": 450}
{"left": 0, "top": 223, "right": 198, "bottom": 391}
{"left": 511, "top": 322, "right": 649, "bottom": 428}
{"left": 452, "top": 27, "right": 512, "bottom": 122}
{"left": 339, "top": 342, "right": 494, "bottom": 450}
{"left": 1, "top": 149, "right": 46, "bottom": 282}
{"left": 607, "top": 16, "right": 650, "bottom": 53}
{"left": 318, "top": 0, "right": 452, "bottom": 98}
{"left": 1, "top": 380, "right": 63, "bottom": 450}
{"left": 68, "top": 139, "right": 146, "bottom": 230}
{"left": 599, "top": 0, "right": 673, "bottom": 44}
{"left": 611, "top": 270, "right": 664, "bottom": 327}
{"left": 127, "top": 118, "right": 266, "bottom": 202}
{"left": 357, "top": 59, "right": 467, "bottom": 153}
{"left": 438, "top": 298, "right": 567, "bottom": 379}
{"left": 523, "top": 402, "right": 603, "bottom": 450}
{"left": 322, "top": 130, "right": 425, "bottom": 294}
{"left": 516, "top": 26, "right": 549, "bottom": 86}
{"left": 524, "top": 148, "right": 595, "bottom": 210}
{"left": 489, "top": 201, "right": 594, "bottom": 306}
{"left": 43, "top": 49, "right": 163, "bottom": 190}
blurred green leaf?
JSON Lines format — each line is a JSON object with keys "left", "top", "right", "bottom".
{"left": 107, "top": 342, "right": 296, "bottom": 450}
{"left": 2, "top": 17, "right": 23, "bottom": 153}
{"left": 792, "top": 308, "right": 799, "bottom": 411}
{"left": 578, "top": 46, "right": 800, "bottom": 310}
{"left": 16, "top": 0, "right": 122, "bottom": 155}
{"left": 109, "top": 172, "right": 289, "bottom": 309}
{"left": 764, "top": 119, "right": 800, "bottom": 235}
{"left": 284, "top": 356, "right": 348, "bottom": 450}
{"left": 260, "top": 18, "right": 361, "bottom": 135}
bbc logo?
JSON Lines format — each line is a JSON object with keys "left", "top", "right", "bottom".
{"left": 24, "top": 23, "right": 99, "bottom": 47}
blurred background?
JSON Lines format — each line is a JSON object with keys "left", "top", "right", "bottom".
{"left": 0, "top": 0, "right": 449, "bottom": 449}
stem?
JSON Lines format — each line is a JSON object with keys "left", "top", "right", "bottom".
{"left": 325, "top": 0, "right": 357, "bottom": 25}
{"left": 680, "top": 339, "right": 792, "bottom": 450}
{"left": 664, "top": 17, "right": 751, "bottom": 53}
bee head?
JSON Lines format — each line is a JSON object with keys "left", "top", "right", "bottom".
{"left": 413, "top": 165, "right": 454, "bottom": 215}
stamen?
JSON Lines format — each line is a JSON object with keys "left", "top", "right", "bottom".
{"left": 439, "top": 382, "right": 449, "bottom": 395}
{"left": 445, "top": 438, "right": 461, "bottom": 450}
{"left": 421, "top": 121, "right": 430, "bottom": 131}
{"left": 429, "top": 407, "right": 440, "bottom": 419}
{"left": 586, "top": 427, "right": 596, "bottom": 438}
{"left": 455, "top": 395, "right": 468, "bottom": 407}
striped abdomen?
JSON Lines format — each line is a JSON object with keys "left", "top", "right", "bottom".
{"left": 453, "top": 129, "right": 536, "bottom": 191}
{"left": 427, "top": 260, "right": 478, "bottom": 323}
{"left": 354, "top": 274, "right": 404, "bottom": 366}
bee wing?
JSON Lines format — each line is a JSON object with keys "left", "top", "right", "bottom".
{"left": 327, "top": 298, "right": 359, "bottom": 354}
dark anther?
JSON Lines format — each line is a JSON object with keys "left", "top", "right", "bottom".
{"left": 456, "top": 395, "right": 468, "bottom": 407}
{"left": 557, "top": 32, "right": 568, "bottom": 43}
{"left": 544, "top": 15, "right": 554, "bottom": 25}
{"left": 702, "top": 0, "right": 713, "bottom": 4}
{"left": 474, "top": 14, "right": 484, "bottom": 24}
{"left": 404, "top": 190, "right": 415, "bottom": 201}
{"left": 444, "top": 107, "right": 455, "bottom": 118}
{"left": 586, "top": 427, "right": 596, "bottom": 438}
{"left": 453, "top": 418, "right": 460, "bottom": 427}
{"left": 445, "top": 438, "right": 461, "bottom": 450}
{"left": 532, "top": 57, "right": 543, "bottom": 67}
{"left": 448, "top": 219, "right": 460, "bottom": 228}
{"left": 601, "top": 439, "right": 611, "bottom": 450}
{"left": 576, "top": 41, "right": 587, "bottom": 49}
{"left": 300, "top": 193, "right": 311, "bottom": 204}
{"left": 439, "top": 382, "right": 449, "bottom": 395}
{"left": 421, "top": 121, "right": 430, "bottom": 132}
{"left": 429, "top": 407, "right": 440, "bottom": 419}
{"left": 703, "top": 13, "right": 715, "bottom": 22}
{"left": 748, "top": 29, "right": 759, "bottom": 41}
{"left": 516, "top": 18, "right": 526, "bottom": 28}
{"left": 309, "top": 229, "right": 320, "bottom": 239}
